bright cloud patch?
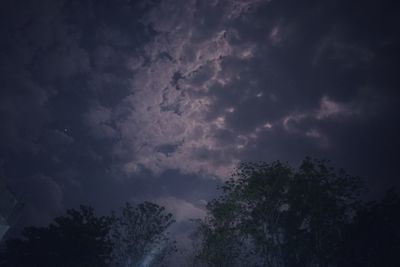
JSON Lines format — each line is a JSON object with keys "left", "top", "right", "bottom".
{"left": 106, "top": 0, "right": 271, "bottom": 178}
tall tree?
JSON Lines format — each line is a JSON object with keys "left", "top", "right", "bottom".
{"left": 196, "top": 158, "right": 362, "bottom": 267}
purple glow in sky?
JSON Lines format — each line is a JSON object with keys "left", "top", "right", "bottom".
{"left": 0, "top": 0, "right": 399, "bottom": 253}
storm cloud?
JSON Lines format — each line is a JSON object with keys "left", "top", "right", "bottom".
{"left": 0, "top": 0, "right": 399, "bottom": 238}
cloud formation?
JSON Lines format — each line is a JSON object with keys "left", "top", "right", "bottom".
{"left": 0, "top": 0, "right": 399, "bottom": 230}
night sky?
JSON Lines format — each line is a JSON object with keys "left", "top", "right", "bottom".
{"left": 1, "top": 0, "right": 399, "bottom": 245}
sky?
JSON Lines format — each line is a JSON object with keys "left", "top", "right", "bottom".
{"left": 1, "top": 0, "right": 399, "bottom": 245}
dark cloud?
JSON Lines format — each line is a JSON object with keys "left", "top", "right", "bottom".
{"left": 0, "top": 0, "right": 399, "bottom": 250}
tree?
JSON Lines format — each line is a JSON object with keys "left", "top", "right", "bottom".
{"left": 110, "top": 201, "right": 176, "bottom": 267}
{"left": 0, "top": 202, "right": 176, "bottom": 267}
{"left": 338, "top": 188, "right": 400, "bottom": 267}
{"left": 0, "top": 205, "right": 114, "bottom": 267}
{"left": 196, "top": 158, "right": 362, "bottom": 267}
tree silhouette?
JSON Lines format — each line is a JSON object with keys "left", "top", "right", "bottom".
{"left": 1, "top": 161, "right": 398, "bottom": 267}
{"left": 196, "top": 158, "right": 363, "bottom": 267}
{"left": 0, "top": 202, "right": 176, "bottom": 267}
{"left": 338, "top": 188, "right": 400, "bottom": 267}
{"left": 110, "top": 201, "right": 176, "bottom": 267}
{"left": 0, "top": 205, "right": 114, "bottom": 267}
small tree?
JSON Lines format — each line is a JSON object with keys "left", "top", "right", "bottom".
{"left": 110, "top": 201, "right": 176, "bottom": 267}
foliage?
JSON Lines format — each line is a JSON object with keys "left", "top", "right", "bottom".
{"left": 196, "top": 158, "right": 363, "bottom": 267}
{"left": 1, "top": 158, "right": 399, "bottom": 267}
{"left": 110, "top": 201, "right": 176, "bottom": 267}
{"left": 0, "top": 202, "right": 176, "bottom": 267}
{"left": 337, "top": 189, "right": 400, "bottom": 267}
{"left": 0, "top": 205, "right": 114, "bottom": 267}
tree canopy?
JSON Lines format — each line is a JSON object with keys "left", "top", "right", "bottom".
{"left": 0, "top": 205, "right": 113, "bottom": 267}
{"left": 0, "top": 202, "right": 175, "bottom": 267}
{"left": 1, "top": 158, "right": 399, "bottom": 267}
{"left": 110, "top": 201, "right": 176, "bottom": 267}
{"left": 195, "top": 158, "right": 400, "bottom": 267}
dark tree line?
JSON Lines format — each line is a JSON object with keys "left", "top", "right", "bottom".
{"left": 0, "top": 202, "right": 175, "bottom": 267}
{"left": 1, "top": 158, "right": 399, "bottom": 266}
